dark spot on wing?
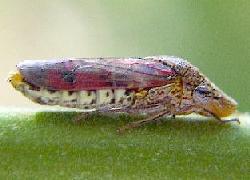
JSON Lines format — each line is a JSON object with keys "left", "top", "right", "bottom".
{"left": 62, "top": 71, "right": 76, "bottom": 83}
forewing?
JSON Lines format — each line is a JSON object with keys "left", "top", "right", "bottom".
{"left": 17, "top": 58, "right": 177, "bottom": 91}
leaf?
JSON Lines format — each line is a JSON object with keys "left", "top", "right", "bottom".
{"left": 0, "top": 110, "right": 249, "bottom": 179}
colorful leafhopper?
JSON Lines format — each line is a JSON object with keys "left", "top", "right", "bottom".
{"left": 8, "top": 56, "right": 239, "bottom": 132}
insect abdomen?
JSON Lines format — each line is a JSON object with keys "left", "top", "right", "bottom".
{"left": 22, "top": 85, "right": 134, "bottom": 109}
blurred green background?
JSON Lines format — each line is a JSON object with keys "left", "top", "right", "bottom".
{"left": 0, "top": 0, "right": 249, "bottom": 111}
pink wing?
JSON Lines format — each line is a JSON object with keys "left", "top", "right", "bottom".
{"left": 17, "top": 58, "right": 177, "bottom": 91}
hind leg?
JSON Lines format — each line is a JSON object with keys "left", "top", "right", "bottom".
{"left": 117, "top": 110, "right": 171, "bottom": 134}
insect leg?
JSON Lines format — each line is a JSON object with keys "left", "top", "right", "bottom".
{"left": 117, "top": 110, "right": 170, "bottom": 134}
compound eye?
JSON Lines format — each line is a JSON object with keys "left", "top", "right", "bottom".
{"left": 195, "top": 86, "right": 211, "bottom": 96}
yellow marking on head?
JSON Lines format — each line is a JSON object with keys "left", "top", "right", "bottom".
{"left": 8, "top": 71, "right": 24, "bottom": 89}
{"left": 209, "top": 103, "right": 237, "bottom": 117}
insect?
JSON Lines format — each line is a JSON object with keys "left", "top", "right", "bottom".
{"left": 8, "top": 56, "right": 239, "bottom": 132}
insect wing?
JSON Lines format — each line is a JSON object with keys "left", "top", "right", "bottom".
{"left": 17, "top": 58, "right": 177, "bottom": 91}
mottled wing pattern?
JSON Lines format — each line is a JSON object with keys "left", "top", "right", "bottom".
{"left": 17, "top": 58, "right": 177, "bottom": 91}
